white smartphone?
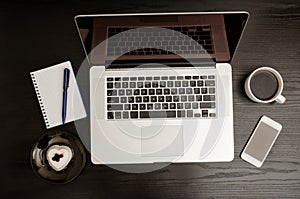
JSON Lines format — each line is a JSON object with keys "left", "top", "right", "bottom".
{"left": 241, "top": 116, "right": 282, "bottom": 168}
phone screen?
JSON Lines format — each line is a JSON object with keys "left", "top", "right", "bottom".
{"left": 244, "top": 121, "right": 279, "bottom": 162}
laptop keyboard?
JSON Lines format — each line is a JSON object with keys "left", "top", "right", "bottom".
{"left": 106, "top": 75, "right": 216, "bottom": 120}
{"left": 107, "top": 25, "right": 214, "bottom": 56}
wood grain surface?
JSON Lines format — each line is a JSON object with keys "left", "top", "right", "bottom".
{"left": 0, "top": 0, "right": 299, "bottom": 198}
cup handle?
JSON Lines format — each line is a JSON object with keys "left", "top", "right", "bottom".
{"left": 276, "top": 94, "right": 286, "bottom": 104}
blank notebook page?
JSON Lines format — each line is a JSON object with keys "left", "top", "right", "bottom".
{"left": 30, "top": 61, "right": 86, "bottom": 128}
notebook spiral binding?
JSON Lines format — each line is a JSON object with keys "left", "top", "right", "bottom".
{"left": 30, "top": 73, "right": 50, "bottom": 128}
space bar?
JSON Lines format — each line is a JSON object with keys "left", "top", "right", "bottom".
{"left": 140, "top": 111, "right": 176, "bottom": 118}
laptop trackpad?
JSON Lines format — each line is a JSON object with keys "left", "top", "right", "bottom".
{"left": 141, "top": 125, "right": 184, "bottom": 157}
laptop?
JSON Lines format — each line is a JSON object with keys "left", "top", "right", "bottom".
{"left": 75, "top": 12, "right": 249, "bottom": 164}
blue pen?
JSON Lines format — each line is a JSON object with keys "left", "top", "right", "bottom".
{"left": 62, "top": 68, "right": 70, "bottom": 124}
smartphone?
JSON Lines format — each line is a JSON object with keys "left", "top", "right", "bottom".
{"left": 241, "top": 116, "right": 282, "bottom": 167}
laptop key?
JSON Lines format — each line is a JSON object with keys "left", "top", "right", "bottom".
{"left": 107, "top": 83, "right": 114, "bottom": 88}
{"left": 162, "top": 103, "right": 168, "bottom": 109}
{"left": 209, "top": 87, "right": 215, "bottom": 94}
{"left": 196, "top": 95, "right": 202, "bottom": 101}
{"left": 181, "top": 95, "right": 187, "bottom": 102}
{"left": 118, "top": 89, "right": 125, "bottom": 96}
{"left": 203, "top": 95, "right": 215, "bottom": 101}
{"left": 170, "top": 103, "right": 176, "bottom": 109}
{"left": 175, "top": 81, "right": 181, "bottom": 87}
{"left": 179, "top": 88, "right": 185, "bottom": 94}
{"left": 164, "top": 89, "right": 170, "bottom": 95}
{"left": 185, "top": 103, "right": 191, "bottom": 109}
{"left": 182, "top": 81, "right": 188, "bottom": 87}
{"left": 155, "top": 103, "right": 161, "bottom": 110}
{"left": 173, "top": 96, "right": 180, "bottom": 102}
{"left": 156, "top": 89, "right": 162, "bottom": 95}
{"left": 187, "top": 110, "right": 193, "bottom": 117}
{"left": 107, "top": 112, "right": 114, "bottom": 119}
{"left": 128, "top": 97, "right": 134, "bottom": 103}
{"left": 135, "top": 96, "right": 142, "bottom": 103}
{"left": 194, "top": 113, "right": 201, "bottom": 117}
{"left": 115, "top": 112, "right": 121, "bottom": 119}
{"left": 122, "top": 82, "right": 128, "bottom": 88}
{"left": 177, "top": 110, "right": 185, "bottom": 117}
{"left": 186, "top": 88, "right": 193, "bottom": 94}
{"left": 171, "top": 88, "right": 177, "bottom": 94}
{"left": 146, "top": 88, "right": 153, "bottom": 95}
{"left": 145, "top": 82, "right": 151, "bottom": 88}
{"left": 107, "top": 97, "right": 119, "bottom": 103}
{"left": 177, "top": 103, "right": 183, "bottom": 109}
{"left": 143, "top": 96, "right": 149, "bottom": 102}
{"left": 137, "top": 82, "right": 144, "bottom": 88}
{"left": 166, "top": 96, "right": 172, "bottom": 102}
{"left": 192, "top": 102, "right": 198, "bottom": 109}
{"left": 200, "top": 102, "right": 216, "bottom": 108}
{"left": 201, "top": 88, "right": 208, "bottom": 94}
{"left": 151, "top": 96, "right": 157, "bottom": 102}
{"left": 202, "top": 110, "right": 208, "bottom": 117}
{"left": 194, "top": 88, "right": 200, "bottom": 94}
{"left": 197, "top": 80, "right": 203, "bottom": 87}
{"left": 209, "top": 113, "right": 216, "bottom": 117}
{"left": 141, "top": 89, "right": 147, "bottom": 95}
{"left": 107, "top": 104, "right": 123, "bottom": 111}
{"left": 107, "top": 90, "right": 117, "bottom": 96}
{"left": 130, "top": 82, "right": 136, "bottom": 88}
{"left": 132, "top": 104, "right": 138, "bottom": 110}
{"left": 205, "top": 80, "right": 215, "bottom": 86}
{"left": 120, "top": 97, "right": 127, "bottom": 103}
{"left": 126, "top": 89, "right": 132, "bottom": 95}
{"left": 190, "top": 81, "right": 196, "bottom": 87}
{"left": 123, "top": 111, "right": 129, "bottom": 119}
{"left": 188, "top": 95, "right": 195, "bottom": 101}
{"left": 140, "top": 104, "right": 146, "bottom": 110}
{"left": 124, "top": 104, "right": 131, "bottom": 110}
{"left": 134, "top": 89, "right": 140, "bottom": 95}
{"left": 167, "top": 81, "right": 174, "bottom": 87}
{"left": 130, "top": 111, "right": 138, "bottom": 118}
{"left": 152, "top": 81, "right": 159, "bottom": 88}
{"left": 160, "top": 81, "right": 166, "bottom": 87}
{"left": 140, "top": 111, "right": 176, "bottom": 118}
{"left": 158, "top": 96, "right": 164, "bottom": 102}
{"left": 114, "top": 82, "right": 121, "bottom": 88}
{"left": 147, "top": 104, "right": 153, "bottom": 110}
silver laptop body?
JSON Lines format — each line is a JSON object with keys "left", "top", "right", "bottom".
{"left": 74, "top": 11, "right": 249, "bottom": 164}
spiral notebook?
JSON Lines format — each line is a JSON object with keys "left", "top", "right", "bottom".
{"left": 30, "top": 61, "right": 86, "bottom": 129}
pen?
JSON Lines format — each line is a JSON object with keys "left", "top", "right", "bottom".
{"left": 62, "top": 68, "right": 70, "bottom": 124}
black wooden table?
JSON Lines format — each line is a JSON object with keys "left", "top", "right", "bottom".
{"left": 1, "top": 0, "right": 299, "bottom": 198}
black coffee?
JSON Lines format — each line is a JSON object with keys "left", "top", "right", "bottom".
{"left": 250, "top": 71, "right": 279, "bottom": 100}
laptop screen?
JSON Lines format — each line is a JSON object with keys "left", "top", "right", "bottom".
{"left": 75, "top": 12, "right": 248, "bottom": 66}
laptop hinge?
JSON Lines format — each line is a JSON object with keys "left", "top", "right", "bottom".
{"left": 105, "top": 58, "right": 216, "bottom": 69}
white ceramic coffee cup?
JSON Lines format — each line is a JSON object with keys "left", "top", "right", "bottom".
{"left": 245, "top": 67, "right": 286, "bottom": 104}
